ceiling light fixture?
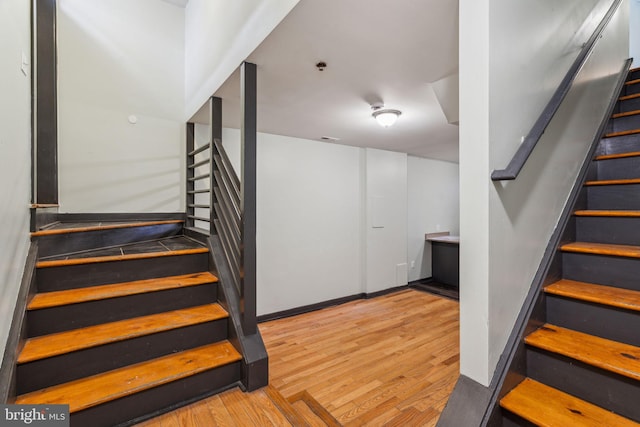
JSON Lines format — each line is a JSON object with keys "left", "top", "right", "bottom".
{"left": 371, "top": 104, "right": 401, "bottom": 128}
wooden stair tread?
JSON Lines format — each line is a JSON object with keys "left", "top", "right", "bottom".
{"left": 585, "top": 178, "right": 640, "bottom": 186}
{"left": 574, "top": 210, "right": 640, "bottom": 217}
{"left": 28, "top": 272, "right": 219, "bottom": 310}
{"left": 604, "top": 128, "right": 640, "bottom": 138}
{"left": 612, "top": 110, "right": 640, "bottom": 119}
{"left": 561, "top": 242, "right": 640, "bottom": 259}
{"left": 525, "top": 324, "right": 640, "bottom": 380}
{"left": 15, "top": 341, "right": 242, "bottom": 413}
{"left": 595, "top": 151, "right": 640, "bottom": 161}
{"left": 31, "top": 220, "right": 183, "bottom": 237}
{"left": 500, "top": 378, "right": 639, "bottom": 427}
{"left": 18, "top": 304, "right": 227, "bottom": 364}
{"left": 264, "top": 385, "right": 309, "bottom": 427}
{"left": 620, "top": 92, "right": 640, "bottom": 101}
{"left": 625, "top": 78, "right": 640, "bottom": 86}
{"left": 545, "top": 280, "right": 640, "bottom": 312}
{"left": 288, "top": 390, "right": 341, "bottom": 427}
{"left": 36, "top": 247, "right": 208, "bottom": 268}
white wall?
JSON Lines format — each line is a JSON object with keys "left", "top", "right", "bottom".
{"left": 185, "top": 0, "right": 300, "bottom": 119}
{"left": 221, "top": 129, "right": 362, "bottom": 315}
{"left": 364, "top": 149, "right": 408, "bottom": 293}
{"left": 219, "top": 129, "right": 413, "bottom": 315}
{"left": 460, "top": 0, "right": 629, "bottom": 386}
{"left": 631, "top": 0, "right": 640, "bottom": 67}
{"left": 407, "top": 156, "right": 459, "bottom": 282}
{"left": 0, "top": 0, "right": 31, "bottom": 366}
{"left": 57, "top": 0, "right": 185, "bottom": 213}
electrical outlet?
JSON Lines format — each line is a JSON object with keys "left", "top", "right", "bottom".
{"left": 410, "top": 261, "right": 415, "bottom": 269}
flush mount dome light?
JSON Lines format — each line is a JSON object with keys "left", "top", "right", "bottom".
{"left": 371, "top": 105, "right": 402, "bottom": 128}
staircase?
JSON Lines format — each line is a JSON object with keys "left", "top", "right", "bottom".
{"left": 498, "top": 69, "right": 640, "bottom": 425}
{"left": 15, "top": 219, "right": 243, "bottom": 426}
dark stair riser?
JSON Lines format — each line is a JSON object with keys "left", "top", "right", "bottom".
{"left": 629, "top": 69, "right": 640, "bottom": 82}
{"left": 587, "top": 183, "right": 640, "bottom": 210}
{"left": 500, "top": 411, "right": 537, "bottom": 427}
{"left": 27, "top": 284, "right": 218, "bottom": 337}
{"left": 563, "top": 252, "right": 640, "bottom": 291}
{"left": 575, "top": 216, "right": 640, "bottom": 246}
{"left": 36, "top": 253, "right": 209, "bottom": 292}
{"left": 35, "top": 224, "right": 183, "bottom": 258}
{"left": 526, "top": 348, "right": 640, "bottom": 422}
{"left": 72, "top": 362, "right": 241, "bottom": 427}
{"left": 608, "top": 113, "right": 640, "bottom": 133}
{"left": 598, "top": 134, "right": 640, "bottom": 155}
{"left": 16, "top": 319, "right": 228, "bottom": 394}
{"left": 616, "top": 96, "right": 640, "bottom": 114}
{"left": 546, "top": 295, "right": 640, "bottom": 346}
{"left": 596, "top": 156, "right": 640, "bottom": 181}
{"left": 623, "top": 82, "right": 640, "bottom": 97}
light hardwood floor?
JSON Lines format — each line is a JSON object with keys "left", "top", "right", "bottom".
{"left": 137, "top": 289, "right": 460, "bottom": 426}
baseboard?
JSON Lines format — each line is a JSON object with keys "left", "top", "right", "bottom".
{"left": 257, "top": 285, "right": 411, "bottom": 323}
{"left": 436, "top": 375, "right": 492, "bottom": 427}
{"left": 0, "top": 242, "right": 38, "bottom": 403}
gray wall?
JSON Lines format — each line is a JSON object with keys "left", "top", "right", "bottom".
{"left": 459, "top": 0, "right": 629, "bottom": 385}
{"left": 0, "top": 0, "right": 32, "bottom": 367}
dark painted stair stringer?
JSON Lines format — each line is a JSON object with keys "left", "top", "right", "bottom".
{"left": 496, "top": 68, "right": 640, "bottom": 425}
{"left": 11, "top": 220, "right": 249, "bottom": 426}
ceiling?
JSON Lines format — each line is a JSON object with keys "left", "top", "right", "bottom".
{"left": 201, "top": 0, "right": 460, "bottom": 162}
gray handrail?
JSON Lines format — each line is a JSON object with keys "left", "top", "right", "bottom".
{"left": 491, "top": 0, "right": 624, "bottom": 181}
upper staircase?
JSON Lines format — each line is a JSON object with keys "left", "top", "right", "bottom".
{"left": 15, "top": 219, "right": 244, "bottom": 426}
{"left": 498, "top": 68, "right": 640, "bottom": 426}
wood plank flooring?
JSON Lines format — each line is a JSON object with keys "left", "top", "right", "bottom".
{"left": 136, "top": 289, "right": 459, "bottom": 426}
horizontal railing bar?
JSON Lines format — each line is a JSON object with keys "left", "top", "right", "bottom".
{"left": 214, "top": 155, "right": 240, "bottom": 203}
{"left": 215, "top": 205, "right": 241, "bottom": 263}
{"left": 188, "top": 143, "right": 211, "bottom": 157}
{"left": 187, "top": 215, "right": 210, "bottom": 222}
{"left": 214, "top": 190, "right": 241, "bottom": 242}
{"left": 187, "top": 189, "right": 210, "bottom": 194}
{"left": 491, "top": 0, "right": 623, "bottom": 181}
{"left": 213, "top": 139, "right": 240, "bottom": 190}
{"left": 214, "top": 182, "right": 241, "bottom": 228}
{"left": 188, "top": 204, "right": 210, "bottom": 209}
{"left": 214, "top": 167, "right": 240, "bottom": 216}
{"left": 188, "top": 173, "right": 210, "bottom": 182}
{"left": 214, "top": 217, "right": 240, "bottom": 288}
{"left": 188, "top": 158, "right": 210, "bottom": 169}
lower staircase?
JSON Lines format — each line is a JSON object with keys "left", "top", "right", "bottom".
{"left": 14, "top": 219, "right": 244, "bottom": 426}
{"left": 498, "top": 69, "right": 640, "bottom": 425}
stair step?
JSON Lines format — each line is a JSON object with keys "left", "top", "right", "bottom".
{"left": 525, "top": 324, "right": 640, "bottom": 381}
{"left": 264, "top": 385, "right": 309, "bottom": 426}
{"left": 36, "top": 247, "right": 208, "bottom": 268}
{"left": 612, "top": 110, "right": 640, "bottom": 120}
{"left": 31, "top": 220, "right": 184, "bottom": 237}
{"left": 585, "top": 178, "right": 640, "bottom": 186}
{"left": 18, "top": 304, "right": 227, "bottom": 364}
{"left": 28, "top": 272, "right": 218, "bottom": 310}
{"left": 604, "top": 128, "right": 640, "bottom": 138}
{"left": 595, "top": 151, "right": 640, "bottom": 161}
{"left": 620, "top": 92, "right": 640, "bottom": 101}
{"left": 625, "top": 78, "right": 640, "bottom": 87}
{"left": 500, "top": 378, "right": 638, "bottom": 427}
{"left": 561, "top": 242, "right": 640, "bottom": 259}
{"left": 574, "top": 210, "right": 640, "bottom": 217}
{"left": 15, "top": 341, "right": 242, "bottom": 413}
{"left": 545, "top": 280, "right": 640, "bottom": 312}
